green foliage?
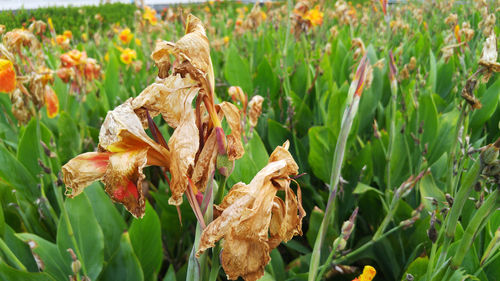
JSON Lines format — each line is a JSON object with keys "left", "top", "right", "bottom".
{"left": 0, "top": 3, "right": 136, "bottom": 37}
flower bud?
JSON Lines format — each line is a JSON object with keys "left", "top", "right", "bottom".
{"left": 71, "top": 260, "right": 81, "bottom": 274}
{"left": 480, "top": 140, "right": 500, "bottom": 165}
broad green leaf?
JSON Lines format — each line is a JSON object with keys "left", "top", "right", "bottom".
{"left": 404, "top": 257, "right": 428, "bottom": 281}
{"left": 224, "top": 45, "right": 253, "bottom": 95}
{"left": 308, "top": 126, "right": 335, "bottom": 183}
{"left": 129, "top": 203, "right": 162, "bottom": 281}
{"left": 0, "top": 144, "right": 38, "bottom": 200}
{"left": 418, "top": 93, "right": 438, "bottom": 147}
{"left": 3, "top": 226, "right": 37, "bottom": 272}
{"left": 429, "top": 50, "right": 437, "bottom": 93}
{"left": 470, "top": 79, "right": 500, "bottom": 135}
{"left": 84, "top": 183, "right": 127, "bottom": 260}
{"left": 352, "top": 182, "right": 383, "bottom": 196}
{"left": 162, "top": 265, "right": 177, "bottom": 281}
{"left": 428, "top": 109, "right": 459, "bottom": 165}
{"left": 57, "top": 112, "right": 81, "bottom": 164}
{"left": 57, "top": 193, "right": 104, "bottom": 280}
{"left": 269, "top": 249, "right": 285, "bottom": 281}
{"left": 267, "top": 119, "right": 292, "bottom": 150}
{"left": 17, "top": 233, "right": 72, "bottom": 281}
{"left": 435, "top": 60, "right": 455, "bottom": 99}
{"left": 100, "top": 232, "right": 144, "bottom": 281}
{"left": 0, "top": 262, "right": 55, "bottom": 281}
{"left": 103, "top": 47, "right": 120, "bottom": 108}
{"left": 419, "top": 174, "right": 446, "bottom": 211}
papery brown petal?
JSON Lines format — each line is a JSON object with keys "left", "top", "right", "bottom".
{"left": 62, "top": 152, "right": 110, "bottom": 197}
{"left": 268, "top": 140, "right": 298, "bottom": 177}
{"left": 221, "top": 236, "right": 270, "bottom": 281}
{"left": 132, "top": 74, "right": 199, "bottom": 128}
{"left": 480, "top": 33, "right": 498, "bottom": 64}
{"left": 220, "top": 102, "right": 244, "bottom": 161}
{"left": 167, "top": 110, "right": 199, "bottom": 205}
{"left": 151, "top": 14, "right": 214, "bottom": 96}
{"left": 103, "top": 149, "right": 147, "bottom": 218}
{"left": 248, "top": 95, "right": 264, "bottom": 128}
{"left": 99, "top": 99, "right": 170, "bottom": 167}
{"left": 269, "top": 185, "right": 305, "bottom": 249}
{"left": 192, "top": 130, "right": 218, "bottom": 192}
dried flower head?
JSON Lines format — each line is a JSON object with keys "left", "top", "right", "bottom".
{"left": 196, "top": 141, "right": 305, "bottom": 281}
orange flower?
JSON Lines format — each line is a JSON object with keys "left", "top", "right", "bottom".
{"left": 56, "top": 34, "right": 69, "bottom": 47}
{"left": 63, "top": 30, "right": 72, "bottom": 39}
{"left": 303, "top": 6, "right": 324, "bottom": 27}
{"left": 60, "top": 50, "right": 85, "bottom": 67}
{"left": 119, "top": 28, "right": 133, "bottom": 45}
{"left": 44, "top": 86, "right": 59, "bottom": 118}
{"left": 454, "top": 24, "right": 461, "bottom": 43}
{"left": 120, "top": 48, "right": 137, "bottom": 64}
{"left": 0, "top": 59, "right": 16, "bottom": 93}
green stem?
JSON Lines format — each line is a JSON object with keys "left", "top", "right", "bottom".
{"left": 386, "top": 85, "right": 397, "bottom": 194}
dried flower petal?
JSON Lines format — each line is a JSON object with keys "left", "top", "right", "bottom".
{"left": 248, "top": 95, "right": 264, "bottom": 128}
{"left": 197, "top": 141, "right": 303, "bottom": 281}
{"left": 220, "top": 102, "right": 244, "bottom": 161}
{"left": 132, "top": 74, "right": 199, "bottom": 128}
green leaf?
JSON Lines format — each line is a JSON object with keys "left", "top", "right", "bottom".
{"left": 162, "top": 265, "right": 177, "bottom": 281}
{"left": 224, "top": 45, "right": 253, "bottom": 95}
{"left": 17, "top": 233, "right": 72, "bottom": 281}
{"left": 419, "top": 174, "right": 445, "bottom": 211}
{"left": 57, "top": 112, "right": 81, "bottom": 164}
{"left": 57, "top": 193, "right": 104, "bottom": 280}
{"left": 418, "top": 93, "right": 438, "bottom": 147}
{"left": 231, "top": 132, "right": 269, "bottom": 184}
{"left": 0, "top": 262, "right": 55, "bottom": 281}
{"left": 0, "top": 144, "right": 38, "bottom": 200}
{"left": 308, "top": 126, "right": 335, "bottom": 183}
{"left": 84, "top": 183, "right": 127, "bottom": 260}
{"left": 129, "top": 203, "right": 162, "bottom": 281}
{"left": 100, "top": 232, "right": 144, "bottom": 281}
{"left": 404, "top": 256, "right": 428, "bottom": 281}
{"left": 429, "top": 51, "right": 437, "bottom": 93}
{"left": 267, "top": 119, "right": 292, "bottom": 150}
{"left": 269, "top": 249, "right": 286, "bottom": 281}
{"left": 2, "top": 226, "right": 38, "bottom": 272}
{"left": 352, "top": 182, "right": 383, "bottom": 196}
{"left": 103, "top": 46, "right": 120, "bottom": 108}
{"left": 470, "top": 79, "right": 500, "bottom": 134}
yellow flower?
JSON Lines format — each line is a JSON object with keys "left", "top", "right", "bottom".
{"left": 63, "top": 30, "right": 72, "bottom": 39}
{"left": 135, "top": 38, "right": 142, "bottom": 46}
{"left": 104, "top": 52, "right": 109, "bottom": 62}
{"left": 204, "top": 6, "right": 210, "bottom": 13}
{"left": 81, "top": 33, "right": 88, "bottom": 42}
{"left": 0, "top": 59, "right": 16, "bottom": 93}
{"left": 119, "top": 28, "right": 133, "bottom": 45}
{"left": 47, "top": 17, "right": 54, "bottom": 32}
{"left": 261, "top": 11, "right": 267, "bottom": 21}
{"left": 143, "top": 6, "right": 158, "bottom": 26}
{"left": 303, "top": 6, "right": 324, "bottom": 27}
{"left": 56, "top": 34, "right": 70, "bottom": 47}
{"left": 223, "top": 36, "right": 229, "bottom": 44}
{"left": 120, "top": 48, "right": 137, "bottom": 64}
{"left": 353, "top": 265, "right": 376, "bottom": 281}
{"left": 454, "top": 24, "right": 461, "bottom": 43}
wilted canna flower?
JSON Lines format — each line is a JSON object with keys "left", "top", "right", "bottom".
{"left": 353, "top": 265, "right": 376, "bottom": 281}
{"left": 62, "top": 100, "right": 170, "bottom": 218}
{"left": 196, "top": 141, "right": 305, "bottom": 281}
{"left": 479, "top": 32, "right": 500, "bottom": 81}
{"left": 119, "top": 28, "right": 133, "bottom": 45}
{"left": 0, "top": 58, "right": 16, "bottom": 93}
{"left": 248, "top": 95, "right": 264, "bottom": 129}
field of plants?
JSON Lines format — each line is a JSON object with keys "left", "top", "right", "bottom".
{"left": 0, "top": 0, "right": 499, "bottom": 280}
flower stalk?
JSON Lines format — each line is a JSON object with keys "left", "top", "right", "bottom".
{"left": 309, "top": 55, "right": 369, "bottom": 281}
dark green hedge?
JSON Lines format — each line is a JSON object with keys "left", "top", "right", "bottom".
{"left": 0, "top": 3, "right": 137, "bottom": 36}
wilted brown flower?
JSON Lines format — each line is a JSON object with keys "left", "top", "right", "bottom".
{"left": 478, "top": 32, "right": 500, "bottom": 81}
{"left": 196, "top": 141, "right": 305, "bottom": 281}
{"left": 248, "top": 95, "right": 264, "bottom": 129}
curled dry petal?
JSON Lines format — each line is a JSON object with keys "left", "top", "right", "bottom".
{"left": 220, "top": 102, "right": 244, "bottom": 161}
{"left": 132, "top": 74, "right": 199, "bottom": 128}
{"left": 197, "top": 141, "right": 303, "bottom": 281}
{"left": 479, "top": 33, "right": 500, "bottom": 76}
{"left": 192, "top": 130, "right": 218, "bottom": 192}
{"left": 248, "top": 95, "right": 264, "bottom": 128}
{"left": 151, "top": 14, "right": 214, "bottom": 96}
{"left": 167, "top": 110, "right": 199, "bottom": 205}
